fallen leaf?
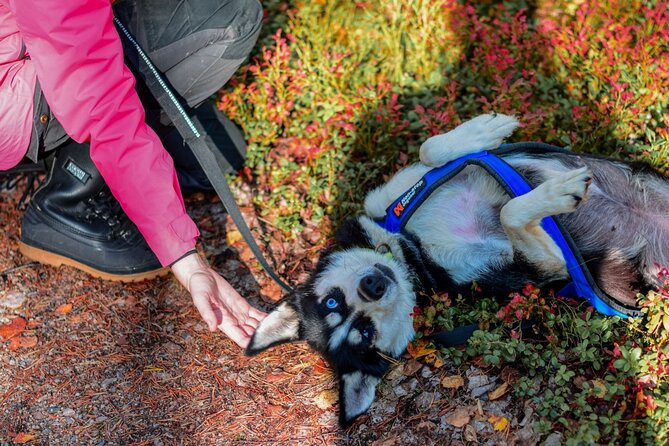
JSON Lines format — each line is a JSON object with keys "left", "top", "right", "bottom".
{"left": 424, "top": 353, "right": 444, "bottom": 368}
{"left": 0, "top": 317, "right": 26, "bottom": 340}
{"left": 262, "top": 281, "right": 284, "bottom": 303}
{"left": 371, "top": 436, "right": 401, "bottom": 446}
{"left": 385, "top": 364, "right": 405, "bottom": 381}
{"left": 314, "top": 389, "right": 338, "bottom": 409}
{"left": 441, "top": 375, "right": 465, "bottom": 389}
{"left": 301, "top": 226, "right": 321, "bottom": 245}
{"left": 68, "top": 314, "right": 85, "bottom": 324}
{"left": 416, "top": 420, "right": 436, "bottom": 431}
{"left": 489, "top": 382, "right": 509, "bottom": 400}
{"left": 8, "top": 336, "right": 38, "bottom": 351}
{"left": 406, "top": 339, "right": 436, "bottom": 359}
{"left": 489, "top": 414, "right": 509, "bottom": 431}
{"left": 445, "top": 408, "right": 470, "bottom": 427}
{"left": 13, "top": 432, "right": 35, "bottom": 444}
{"left": 464, "top": 424, "right": 478, "bottom": 442}
{"left": 265, "top": 372, "right": 284, "bottom": 383}
{"left": 26, "top": 319, "right": 41, "bottom": 329}
{"left": 265, "top": 404, "right": 285, "bottom": 417}
{"left": 500, "top": 366, "right": 520, "bottom": 384}
{"left": 226, "top": 229, "right": 243, "bottom": 245}
{"left": 403, "top": 359, "right": 422, "bottom": 376}
{"left": 54, "top": 303, "right": 73, "bottom": 315}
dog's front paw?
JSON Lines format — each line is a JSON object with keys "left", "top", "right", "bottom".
{"left": 420, "top": 113, "right": 519, "bottom": 167}
{"left": 537, "top": 166, "right": 593, "bottom": 214}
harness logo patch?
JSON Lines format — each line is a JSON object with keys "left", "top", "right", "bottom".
{"left": 64, "top": 159, "right": 91, "bottom": 184}
{"left": 392, "top": 178, "right": 426, "bottom": 217}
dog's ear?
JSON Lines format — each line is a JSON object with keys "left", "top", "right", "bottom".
{"left": 245, "top": 300, "right": 301, "bottom": 356}
{"left": 338, "top": 371, "right": 381, "bottom": 427}
{"left": 334, "top": 217, "right": 371, "bottom": 250}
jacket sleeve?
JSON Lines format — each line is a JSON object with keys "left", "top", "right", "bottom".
{"left": 12, "top": 0, "right": 199, "bottom": 266}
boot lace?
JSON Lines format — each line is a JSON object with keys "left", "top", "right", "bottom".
{"left": 0, "top": 163, "right": 46, "bottom": 210}
{"left": 82, "top": 187, "right": 136, "bottom": 241}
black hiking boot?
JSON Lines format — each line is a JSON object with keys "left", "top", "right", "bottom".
{"left": 19, "top": 141, "right": 167, "bottom": 282}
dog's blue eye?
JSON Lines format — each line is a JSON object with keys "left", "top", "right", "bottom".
{"left": 361, "top": 328, "right": 370, "bottom": 338}
{"left": 326, "top": 298, "right": 338, "bottom": 309}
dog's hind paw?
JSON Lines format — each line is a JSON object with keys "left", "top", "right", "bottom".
{"left": 420, "top": 113, "right": 519, "bottom": 167}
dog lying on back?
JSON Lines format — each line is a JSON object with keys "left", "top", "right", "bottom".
{"left": 246, "top": 114, "right": 669, "bottom": 426}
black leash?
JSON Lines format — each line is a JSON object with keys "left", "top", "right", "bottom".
{"left": 429, "top": 318, "right": 538, "bottom": 347}
{"left": 113, "top": 16, "right": 294, "bottom": 294}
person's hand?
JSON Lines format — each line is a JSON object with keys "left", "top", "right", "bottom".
{"left": 171, "top": 251, "right": 267, "bottom": 348}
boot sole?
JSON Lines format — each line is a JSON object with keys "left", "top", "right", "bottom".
{"left": 19, "top": 242, "right": 169, "bottom": 283}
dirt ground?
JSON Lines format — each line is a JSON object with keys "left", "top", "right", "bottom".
{"left": 1, "top": 178, "right": 530, "bottom": 446}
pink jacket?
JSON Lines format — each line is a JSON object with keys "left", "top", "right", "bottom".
{"left": 0, "top": 0, "right": 199, "bottom": 266}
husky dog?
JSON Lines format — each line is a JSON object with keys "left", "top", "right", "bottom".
{"left": 246, "top": 114, "right": 669, "bottom": 426}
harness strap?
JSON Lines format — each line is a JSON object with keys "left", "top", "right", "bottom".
{"left": 376, "top": 148, "right": 641, "bottom": 319}
{"left": 113, "top": 16, "right": 294, "bottom": 294}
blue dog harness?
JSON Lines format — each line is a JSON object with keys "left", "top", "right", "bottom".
{"left": 375, "top": 142, "right": 641, "bottom": 319}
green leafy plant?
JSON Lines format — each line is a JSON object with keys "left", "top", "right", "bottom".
{"left": 411, "top": 270, "right": 669, "bottom": 443}
{"left": 219, "top": 1, "right": 669, "bottom": 442}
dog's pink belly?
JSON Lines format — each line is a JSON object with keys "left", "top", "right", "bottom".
{"left": 442, "top": 188, "right": 499, "bottom": 241}
{"left": 451, "top": 224, "right": 481, "bottom": 238}
{"left": 408, "top": 172, "right": 510, "bottom": 261}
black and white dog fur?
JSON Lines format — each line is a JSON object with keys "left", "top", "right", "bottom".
{"left": 246, "top": 114, "right": 669, "bottom": 426}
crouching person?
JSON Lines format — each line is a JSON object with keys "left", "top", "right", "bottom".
{"left": 0, "top": 0, "right": 266, "bottom": 347}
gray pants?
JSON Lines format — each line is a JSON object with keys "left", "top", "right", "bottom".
{"left": 27, "top": 0, "right": 262, "bottom": 162}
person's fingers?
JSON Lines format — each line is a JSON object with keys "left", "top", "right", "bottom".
{"left": 248, "top": 306, "right": 268, "bottom": 322}
{"left": 211, "top": 305, "right": 251, "bottom": 348}
{"left": 212, "top": 301, "right": 257, "bottom": 338}
{"left": 190, "top": 289, "right": 218, "bottom": 331}
{"left": 241, "top": 314, "right": 263, "bottom": 332}
{"left": 212, "top": 274, "right": 266, "bottom": 326}
{"left": 227, "top": 300, "right": 265, "bottom": 331}
{"left": 239, "top": 320, "right": 258, "bottom": 337}
{"left": 220, "top": 323, "right": 251, "bottom": 348}
{"left": 188, "top": 269, "right": 268, "bottom": 347}
{"left": 219, "top": 324, "right": 251, "bottom": 348}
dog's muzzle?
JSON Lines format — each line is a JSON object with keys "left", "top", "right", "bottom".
{"left": 358, "top": 264, "right": 396, "bottom": 302}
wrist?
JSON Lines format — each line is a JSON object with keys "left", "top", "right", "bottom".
{"left": 169, "top": 248, "right": 198, "bottom": 268}
{"left": 170, "top": 250, "right": 208, "bottom": 290}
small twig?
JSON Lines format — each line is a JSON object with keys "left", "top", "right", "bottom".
{"left": 0, "top": 261, "right": 39, "bottom": 276}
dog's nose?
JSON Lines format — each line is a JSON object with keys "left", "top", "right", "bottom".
{"left": 358, "top": 272, "right": 388, "bottom": 301}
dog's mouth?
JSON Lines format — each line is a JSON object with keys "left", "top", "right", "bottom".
{"left": 357, "top": 264, "right": 396, "bottom": 302}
